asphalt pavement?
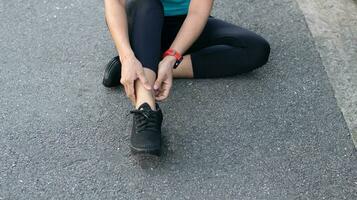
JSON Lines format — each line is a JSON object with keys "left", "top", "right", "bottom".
{"left": 0, "top": 0, "right": 356, "bottom": 199}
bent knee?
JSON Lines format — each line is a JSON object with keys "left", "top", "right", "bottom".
{"left": 250, "top": 37, "right": 270, "bottom": 69}
{"left": 260, "top": 39, "right": 270, "bottom": 65}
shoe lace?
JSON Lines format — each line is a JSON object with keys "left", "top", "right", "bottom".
{"left": 129, "top": 109, "right": 155, "bottom": 131}
{"left": 129, "top": 109, "right": 149, "bottom": 119}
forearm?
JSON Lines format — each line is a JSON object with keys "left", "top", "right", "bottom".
{"left": 169, "top": 1, "right": 213, "bottom": 54}
{"left": 104, "top": 0, "right": 134, "bottom": 62}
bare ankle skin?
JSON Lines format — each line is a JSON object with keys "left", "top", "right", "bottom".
{"left": 134, "top": 68, "right": 157, "bottom": 110}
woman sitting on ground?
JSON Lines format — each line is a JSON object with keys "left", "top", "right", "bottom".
{"left": 103, "top": 0, "right": 270, "bottom": 155}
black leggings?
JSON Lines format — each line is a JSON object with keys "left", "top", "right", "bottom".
{"left": 123, "top": 0, "right": 270, "bottom": 78}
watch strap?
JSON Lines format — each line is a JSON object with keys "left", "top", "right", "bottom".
{"left": 162, "top": 49, "right": 183, "bottom": 69}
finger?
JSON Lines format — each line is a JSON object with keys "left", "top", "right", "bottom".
{"left": 123, "top": 82, "right": 129, "bottom": 96}
{"left": 155, "top": 83, "right": 171, "bottom": 101}
{"left": 124, "top": 84, "right": 135, "bottom": 104}
{"left": 162, "top": 80, "right": 172, "bottom": 99}
{"left": 137, "top": 69, "right": 151, "bottom": 90}
{"left": 162, "top": 85, "right": 171, "bottom": 100}
{"left": 155, "top": 90, "right": 163, "bottom": 100}
{"left": 154, "top": 88, "right": 160, "bottom": 96}
{"left": 124, "top": 84, "right": 128, "bottom": 97}
{"left": 127, "top": 82, "right": 136, "bottom": 103}
{"left": 154, "top": 76, "right": 163, "bottom": 91}
{"left": 154, "top": 82, "right": 164, "bottom": 97}
{"left": 120, "top": 79, "right": 125, "bottom": 86}
{"left": 155, "top": 94, "right": 166, "bottom": 101}
{"left": 158, "top": 89, "right": 170, "bottom": 101}
{"left": 123, "top": 84, "right": 131, "bottom": 101}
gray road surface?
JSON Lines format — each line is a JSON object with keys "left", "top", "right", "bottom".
{"left": 0, "top": 0, "right": 356, "bottom": 199}
{"left": 296, "top": 0, "right": 357, "bottom": 147}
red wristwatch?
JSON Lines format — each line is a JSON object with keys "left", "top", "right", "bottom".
{"left": 162, "top": 48, "right": 183, "bottom": 69}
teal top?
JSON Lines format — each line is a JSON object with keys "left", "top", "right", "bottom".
{"left": 161, "top": 0, "right": 191, "bottom": 16}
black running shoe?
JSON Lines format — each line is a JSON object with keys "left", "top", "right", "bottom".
{"left": 103, "top": 56, "right": 121, "bottom": 87}
{"left": 129, "top": 103, "right": 163, "bottom": 156}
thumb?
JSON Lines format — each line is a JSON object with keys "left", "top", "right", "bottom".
{"left": 137, "top": 69, "right": 151, "bottom": 90}
{"left": 154, "top": 75, "right": 163, "bottom": 90}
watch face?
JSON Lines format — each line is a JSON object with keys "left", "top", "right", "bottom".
{"left": 173, "top": 62, "right": 179, "bottom": 69}
{"left": 174, "top": 59, "right": 182, "bottom": 69}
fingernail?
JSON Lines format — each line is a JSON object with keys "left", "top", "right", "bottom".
{"left": 154, "top": 85, "right": 158, "bottom": 90}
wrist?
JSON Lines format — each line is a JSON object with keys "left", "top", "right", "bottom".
{"left": 164, "top": 55, "right": 177, "bottom": 63}
{"left": 119, "top": 50, "right": 135, "bottom": 62}
{"left": 162, "top": 48, "right": 183, "bottom": 69}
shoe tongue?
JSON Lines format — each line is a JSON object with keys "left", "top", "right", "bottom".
{"left": 138, "top": 103, "right": 152, "bottom": 111}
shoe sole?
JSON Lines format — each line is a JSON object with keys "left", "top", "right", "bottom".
{"left": 130, "top": 145, "right": 161, "bottom": 156}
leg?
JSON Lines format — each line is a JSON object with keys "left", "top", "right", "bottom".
{"left": 103, "top": 0, "right": 164, "bottom": 100}
{"left": 172, "top": 55, "right": 193, "bottom": 78}
{"left": 125, "top": 0, "right": 164, "bottom": 156}
{"left": 126, "top": 0, "right": 164, "bottom": 109}
{"left": 190, "top": 17, "right": 270, "bottom": 78}
{"left": 135, "top": 68, "right": 156, "bottom": 109}
{"left": 162, "top": 16, "right": 270, "bottom": 78}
